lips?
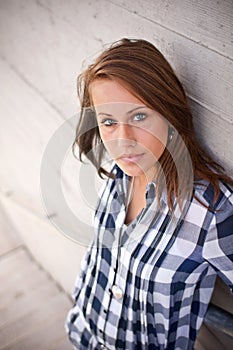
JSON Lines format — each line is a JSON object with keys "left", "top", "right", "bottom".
{"left": 118, "top": 153, "right": 144, "bottom": 163}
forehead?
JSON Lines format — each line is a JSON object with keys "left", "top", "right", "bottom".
{"left": 90, "top": 78, "right": 144, "bottom": 106}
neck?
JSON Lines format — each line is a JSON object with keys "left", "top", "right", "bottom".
{"left": 133, "top": 166, "right": 157, "bottom": 189}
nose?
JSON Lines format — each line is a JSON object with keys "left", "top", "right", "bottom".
{"left": 116, "top": 122, "right": 136, "bottom": 146}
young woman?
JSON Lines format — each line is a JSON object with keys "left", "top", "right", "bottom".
{"left": 65, "top": 38, "right": 233, "bottom": 349}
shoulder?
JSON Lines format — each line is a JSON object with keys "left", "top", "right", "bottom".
{"left": 97, "top": 163, "right": 123, "bottom": 195}
{"left": 95, "top": 163, "right": 128, "bottom": 210}
{"left": 191, "top": 180, "right": 233, "bottom": 237}
{"left": 183, "top": 180, "right": 233, "bottom": 232}
{"left": 193, "top": 179, "right": 233, "bottom": 211}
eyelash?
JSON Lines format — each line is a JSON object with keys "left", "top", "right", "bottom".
{"left": 100, "top": 113, "right": 147, "bottom": 127}
{"left": 100, "top": 119, "right": 117, "bottom": 127}
{"left": 133, "top": 113, "right": 147, "bottom": 122}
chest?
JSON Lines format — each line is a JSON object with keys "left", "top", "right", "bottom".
{"left": 124, "top": 187, "right": 146, "bottom": 224}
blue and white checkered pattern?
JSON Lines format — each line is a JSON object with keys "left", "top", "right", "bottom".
{"left": 66, "top": 164, "right": 233, "bottom": 349}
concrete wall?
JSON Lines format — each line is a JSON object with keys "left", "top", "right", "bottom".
{"left": 0, "top": 0, "right": 232, "bottom": 297}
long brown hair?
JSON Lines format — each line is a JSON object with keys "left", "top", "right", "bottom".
{"left": 73, "top": 38, "right": 233, "bottom": 210}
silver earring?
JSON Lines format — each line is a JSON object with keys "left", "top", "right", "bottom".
{"left": 168, "top": 127, "right": 175, "bottom": 142}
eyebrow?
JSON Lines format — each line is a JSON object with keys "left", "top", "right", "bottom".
{"left": 127, "top": 105, "right": 147, "bottom": 115}
{"left": 97, "top": 105, "right": 147, "bottom": 117}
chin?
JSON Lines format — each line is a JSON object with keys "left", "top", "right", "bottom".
{"left": 116, "top": 161, "right": 146, "bottom": 177}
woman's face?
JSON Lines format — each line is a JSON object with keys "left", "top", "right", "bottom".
{"left": 91, "top": 79, "right": 168, "bottom": 182}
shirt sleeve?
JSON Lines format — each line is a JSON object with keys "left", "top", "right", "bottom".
{"left": 202, "top": 193, "right": 233, "bottom": 292}
{"left": 72, "top": 244, "right": 93, "bottom": 300}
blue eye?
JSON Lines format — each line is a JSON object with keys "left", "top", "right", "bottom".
{"left": 101, "top": 119, "right": 117, "bottom": 127}
{"left": 133, "top": 113, "right": 147, "bottom": 122}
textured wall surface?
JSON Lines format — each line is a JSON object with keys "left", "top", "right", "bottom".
{"left": 0, "top": 0, "right": 232, "bottom": 339}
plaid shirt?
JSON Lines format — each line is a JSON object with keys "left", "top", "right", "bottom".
{"left": 66, "top": 164, "right": 233, "bottom": 350}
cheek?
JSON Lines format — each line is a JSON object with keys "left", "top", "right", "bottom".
{"left": 99, "top": 128, "right": 113, "bottom": 147}
{"left": 98, "top": 128, "right": 111, "bottom": 142}
{"left": 150, "top": 138, "right": 166, "bottom": 159}
{"left": 139, "top": 126, "right": 168, "bottom": 159}
{"left": 98, "top": 129, "right": 119, "bottom": 157}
